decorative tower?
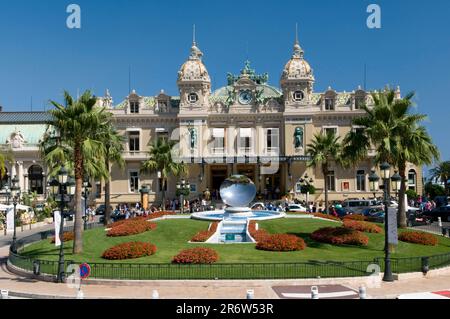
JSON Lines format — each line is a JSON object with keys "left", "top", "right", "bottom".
{"left": 177, "top": 26, "right": 211, "bottom": 113}
{"left": 281, "top": 25, "right": 315, "bottom": 108}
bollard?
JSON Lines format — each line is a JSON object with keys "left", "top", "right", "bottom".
{"left": 438, "top": 217, "right": 442, "bottom": 228}
{"left": 359, "top": 286, "right": 367, "bottom": 299}
{"left": 311, "top": 286, "right": 319, "bottom": 299}
{"left": 76, "top": 290, "right": 84, "bottom": 299}
{"left": 246, "top": 289, "right": 254, "bottom": 299}
{"left": 1, "top": 290, "right": 9, "bottom": 299}
{"left": 152, "top": 290, "right": 159, "bottom": 299}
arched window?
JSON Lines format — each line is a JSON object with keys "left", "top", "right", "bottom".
{"left": 408, "top": 169, "right": 417, "bottom": 191}
{"left": 28, "top": 165, "right": 44, "bottom": 194}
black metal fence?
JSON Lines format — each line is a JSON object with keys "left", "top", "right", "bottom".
{"left": 8, "top": 224, "right": 450, "bottom": 281}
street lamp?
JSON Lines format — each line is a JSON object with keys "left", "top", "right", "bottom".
{"left": 391, "top": 171, "right": 401, "bottom": 200}
{"left": 299, "top": 174, "right": 314, "bottom": 211}
{"left": 82, "top": 177, "right": 92, "bottom": 230}
{"left": 49, "top": 166, "right": 75, "bottom": 283}
{"left": 380, "top": 162, "right": 394, "bottom": 282}
{"left": 10, "top": 176, "right": 20, "bottom": 253}
{"left": 369, "top": 170, "right": 380, "bottom": 200}
{"left": 176, "top": 179, "right": 190, "bottom": 214}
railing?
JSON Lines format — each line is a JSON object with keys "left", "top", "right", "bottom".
{"left": 7, "top": 225, "right": 450, "bottom": 281}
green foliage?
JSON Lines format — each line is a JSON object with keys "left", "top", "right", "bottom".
{"left": 405, "top": 189, "right": 418, "bottom": 200}
{"left": 429, "top": 161, "right": 450, "bottom": 195}
{"left": 301, "top": 184, "right": 316, "bottom": 195}
{"left": 425, "top": 182, "right": 446, "bottom": 199}
{"left": 176, "top": 188, "right": 190, "bottom": 197}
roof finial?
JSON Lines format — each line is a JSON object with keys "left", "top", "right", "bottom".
{"left": 295, "top": 22, "right": 299, "bottom": 45}
{"left": 193, "top": 24, "right": 196, "bottom": 46}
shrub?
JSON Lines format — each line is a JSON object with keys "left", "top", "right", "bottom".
{"left": 102, "top": 242, "right": 157, "bottom": 260}
{"left": 107, "top": 220, "right": 157, "bottom": 237}
{"left": 399, "top": 231, "right": 438, "bottom": 246}
{"left": 172, "top": 248, "right": 219, "bottom": 264}
{"left": 343, "top": 220, "right": 382, "bottom": 234}
{"left": 311, "top": 227, "right": 369, "bottom": 246}
{"left": 50, "top": 232, "right": 74, "bottom": 243}
{"left": 191, "top": 222, "right": 219, "bottom": 242}
{"left": 256, "top": 234, "right": 306, "bottom": 251}
{"left": 248, "top": 221, "right": 270, "bottom": 242}
{"left": 343, "top": 214, "right": 368, "bottom": 221}
{"left": 313, "top": 213, "right": 341, "bottom": 221}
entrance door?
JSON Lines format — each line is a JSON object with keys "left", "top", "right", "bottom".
{"left": 264, "top": 174, "right": 282, "bottom": 200}
{"left": 237, "top": 165, "right": 255, "bottom": 181}
{"left": 211, "top": 166, "right": 228, "bottom": 200}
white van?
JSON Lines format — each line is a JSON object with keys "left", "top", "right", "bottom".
{"left": 341, "top": 199, "right": 379, "bottom": 214}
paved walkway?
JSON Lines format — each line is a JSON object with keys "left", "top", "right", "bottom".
{"left": 1, "top": 221, "right": 450, "bottom": 299}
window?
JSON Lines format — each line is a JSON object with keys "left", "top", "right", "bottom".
{"left": 28, "top": 165, "right": 44, "bottom": 194}
{"left": 129, "top": 131, "right": 140, "bottom": 152}
{"left": 293, "top": 90, "right": 304, "bottom": 102}
{"left": 353, "top": 127, "right": 365, "bottom": 135}
{"left": 324, "top": 127, "right": 337, "bottom": 136}
{"left": 129, "top": 171, "right": 139, "bottom": 193}
{"left": 355, "top": 97, "right": 365, "bottom": 109}
{"left": 95, "top": 181, "right": 102, "bottom": 199}
{"left": 295, "top": 183, "right": 303, "bottom": 193}
{"left": 212, "top": 128, "right": 225, "bottom": 155}
{"left": 408, "top": 169, "right": 417, "bottom": 191}
{"left": 190, "top": 183, "right": 197, "bottom": 193}
{"left": 327, "top": 170, "right": 336, "bottom": 191}
{"left": 130, "top": 101, "right": 140, "bottom": 114}
{"left": 239, "top": 128, "right": 252, "bottom": 155}
{"left": 0, "top": 168, "right": 8, "bottom": 190}
{"left": 159, "top": 178, "right": 167, "bottom": 192}
{"left": 325, "top": 98, "right": 335, "bottom": 110}
{"left": 188, "top": 93, "right": 198, "bottom": 103}
{"left": 356, "top": 170, "right": 366, "bottom": 191}
{"left": 157, "top": 132, "right": 169, "bottom": 142}
{"left": 266, "top": 128, "right": 279, "bottom": 154}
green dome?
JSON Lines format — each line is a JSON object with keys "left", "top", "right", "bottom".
{"left": 212, "top": 84, "right": 282, "bottom": 99}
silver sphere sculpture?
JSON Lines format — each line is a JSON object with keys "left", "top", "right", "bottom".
{"left": 220, "top": 175, "right": 256, "bottom": 208}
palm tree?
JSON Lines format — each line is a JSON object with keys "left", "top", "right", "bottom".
{"left": 44, "top": 90, "right": 110, "bottom": 254}
{"left": 0, "top": 146, "right": 13, "bottom": 183}
{"left": 306, "top": 132, "right": 342, "bottom": 214}
{"left": 98, "top": 124, "right": 125, "bottom": 225}
{"left": 430, "top": 161, "right": 450, "bottom": 196}
{"left": 141, "top": 138, "right": 186, "bottom": 209}
{"left": 343, "top": 89, "right": 439, "bottom": 228}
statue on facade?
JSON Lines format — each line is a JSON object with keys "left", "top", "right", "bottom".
{"left": 189, "top": 128, "right": 197, "bottom": 149}
{"left": 7, "top": 130, "right": 26, "bottom": 149}
{"left": 294, "top": 127, "right": 304, "bottom": 148}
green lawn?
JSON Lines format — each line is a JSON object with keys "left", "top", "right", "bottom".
{"left": 20, "top": 218, "right": 450, "bottom": 264}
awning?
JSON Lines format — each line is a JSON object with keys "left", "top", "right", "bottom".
{"left": 212, "top": 128, "right": 224, "bottom": 138}
{"left": 239, "top": 128, "right": 252, "bottom": 138}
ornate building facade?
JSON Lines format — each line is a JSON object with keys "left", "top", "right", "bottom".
{"left": 0, "top": 36, "right": 423, "bottom": 206}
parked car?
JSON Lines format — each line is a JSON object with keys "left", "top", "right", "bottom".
{"left": 250, "top": 202, "right": 266, "bottom": 210}
{"left": 362, "top": 207, "right": 385, "bottom": 223}
{"left": 434, "top": 196, "right": 449, "bottom": 208}
{"left": 341, "top": 199, "right": 380, "bottom": 214}
{"left": 335, "top": 207, "right": 351, "bottom": 217}
{"left": 423, "top": 206, "right": 450, "bottom": 222}
{"left": 94, "top": 205, "right": 113, "bottom": 216}
{"left": 285, "top": 204, "right": 308, "bottom": 213}
{"left": 100, "top": 209, "right": 126, "bottom": 224}
{"left": 407, "top": 211, "right": 432, "bottom": 227}
{"left": 34, "top": 203, "right": 45, "bottom": 212}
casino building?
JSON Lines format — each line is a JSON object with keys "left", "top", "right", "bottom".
{"left": 0, "top": 35, "right": 423, "bottom": 207}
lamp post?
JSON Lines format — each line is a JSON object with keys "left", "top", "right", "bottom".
{"left": 391, "top": 171, "right": 401, "bottom": 202}
{"left": 49, "top": 166, "right": 75, "bottom": 283}
{"left": 176, "top": 179, "right": 190, "bottom": 214}
{"left": 380, "top": 162, "right": 394, "bottom": 282}
{"left": 82, "top": 177, "right": 92, "bottom": 230}
{"left": 299, "top": 174, "right": 314, "bottom": 212}
{"left": 10, "top": 176, "right": 20, "bottom": 253}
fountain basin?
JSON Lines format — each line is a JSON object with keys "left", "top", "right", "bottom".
{"left": 191, "top": 210, "right": 286, "bottom": 222}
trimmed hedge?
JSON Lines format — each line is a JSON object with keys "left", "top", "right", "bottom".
{"left": 191, "top": 222, "right": 219, "bottom": 242}
{"left": 343, "top": 215, "right": 368, "bottom": 221}
{"left": 50, "top": 232, "right": 74, "bottom": 244}
{"left": 399, "top": 231, "right": 438, "bottom": 246}
{"left": 256, "top": 234, "right": 306, "bottom": 252}
{"left": 343, "top": 220, "right": 382, "bottom": 234}
{"left": 313, "top": 213, "right": 341, "bottom": 221}
{"left": 311, "top": 227, "right": 369, "bottom": 246}
{"left": 172, "top": 248, "right": 219, "bottom": 264}
{"left": 106, "top": 220, "right": 157, "bottom": 237}
{"left": 248, "top": 221, "right": 270, "bottom": 242}
{"left": 102, "top": 242, "right": 157, "bottom": 260}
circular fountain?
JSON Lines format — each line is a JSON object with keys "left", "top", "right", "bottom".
{"left": 191, "top": 175, "right": 286, "bottom": 222}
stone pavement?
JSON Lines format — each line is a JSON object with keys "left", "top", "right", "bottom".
{"left": 1, "top": 223, "right": 450, "bottom": 299}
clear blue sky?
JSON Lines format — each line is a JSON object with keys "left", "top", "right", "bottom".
{"left": 0, "top": 0, "right": 449, "bottom": 168}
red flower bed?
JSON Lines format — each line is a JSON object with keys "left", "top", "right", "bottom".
{"left": 343, "top": 220, "right": 382, "bottom": 234}
{"left": 399, "top": 231, "right": 438, "bottom": 246}
{"left": 172, "top": 248, "right": 219, "bottom": 264}
{"left": 256, "top": 234, "right": 306, "bottom": 252}
{"left": 343, "top": 214, "right": 368, "bottom": 221}
{"left": 311, "top": 227, "right": 369, "bottom": 246}
{"left": 107, "top": 216, "right": 147, "bottom": 229}
{"left": 191, "top": 222, "right": 219, "bottom": 242}
{"left": 248, "top": 221, "right": 269, "bottom": 242}
{"left": 50, "top": 232, "right": 74, "bottom": 243}
{"left": 313, "top": 213, "right": 341, "bottom": 221}
{"left": 106, "top": 220, "right": 157, "bottom": 237}
{"left": 148, "top": 211, "right": 177, "bottom": 220}
{"left": 102, "top": 242, "right": 157, "bottom": 260}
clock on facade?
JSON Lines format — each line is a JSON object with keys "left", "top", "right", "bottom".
{"left": 238, "top": 90, "right": 253, "bottom": 105}
{"left": 293, "top": 90, "right": 305, "bottom": 102}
